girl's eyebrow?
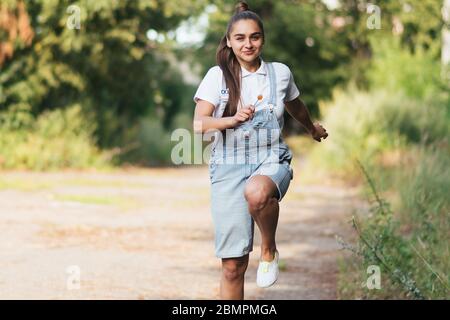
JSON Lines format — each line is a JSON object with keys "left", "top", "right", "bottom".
{"left": 233, "top": 32, "right": 262, "bottom": 37}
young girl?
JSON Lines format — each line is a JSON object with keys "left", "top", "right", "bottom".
{"left": 193, "top": 1, "right": 328, "bottom": 300}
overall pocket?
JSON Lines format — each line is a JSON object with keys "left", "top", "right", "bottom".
{"left": 250, "top": 110, "right": 270, "bottom": 128}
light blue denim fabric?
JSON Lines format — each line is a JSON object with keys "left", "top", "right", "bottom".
{"left": 208, "top": 62, "right": 294, "bottom": 258}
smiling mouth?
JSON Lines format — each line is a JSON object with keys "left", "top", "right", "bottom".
{"left": 243, "top": 51, "right": 254, "bottom": 55}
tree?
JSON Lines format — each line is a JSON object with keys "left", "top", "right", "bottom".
{"left": 0, "top": 0, "right": 33, "bottom": 65}
{"left": 0, "top": 0, "right": 207, "bottom": 149}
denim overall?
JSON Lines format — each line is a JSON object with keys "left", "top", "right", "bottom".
{"left": 208, "top": 62, "right": 294, "bottom": 258}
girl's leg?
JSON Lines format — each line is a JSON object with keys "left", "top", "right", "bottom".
{"left": 220, "top": 254, "right": 249, "bottom": 300}
{"left": 244, "top": 175, "right": 279, "bottom": 261}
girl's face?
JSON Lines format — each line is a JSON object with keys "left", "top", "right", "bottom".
{"left": 227, "top": 19, "right": 264, "bottom": 65}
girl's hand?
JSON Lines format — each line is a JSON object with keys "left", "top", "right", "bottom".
{"left": 230, "top": 105, "right": 255, "bottom": 127}
{"left": 311, "top": 122, "right": 328, "bottom": 142}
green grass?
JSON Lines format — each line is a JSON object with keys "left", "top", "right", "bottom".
{"left": 63, "top": 178, "right": 149, "bottom": 188}
{"left": 0, "top": 105, "right": 112, "bottom": 171}
{"left": 0, "top": 176, "right": 148, "bottom": 191}
{"left": 305, "top": 44, "right": 450, "bottom": 298}
{"left": 0, "top": 178, "right": 55, "bottom": 191}
{"left": 53, "top": 194, "right": 141, "bottom": 211}
{"left": 336, "top": 146, "right": 449, "bottom": 299}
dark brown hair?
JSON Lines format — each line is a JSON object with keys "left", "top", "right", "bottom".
{"left": 216, "top": 1, "right": 265, "bottom": 117}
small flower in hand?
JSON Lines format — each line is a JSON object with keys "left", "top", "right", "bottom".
{"left": 253, "top": 95, "right": 263, "bottom": 108}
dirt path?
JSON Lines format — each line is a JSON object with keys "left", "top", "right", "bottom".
{"left": 0, "top": 160, "right": 366, "bottom": 299}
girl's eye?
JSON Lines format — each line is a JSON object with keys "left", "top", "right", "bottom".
{"left": 235, "top": 36, "right": 260, "bottom": 41}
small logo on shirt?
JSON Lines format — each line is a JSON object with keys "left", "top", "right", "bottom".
{"left": 220, "top": 89, "right": 229, "bottom": 95}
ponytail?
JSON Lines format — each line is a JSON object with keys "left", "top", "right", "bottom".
{"left": 216, "top": 35, "right": 241, "bottom": 117}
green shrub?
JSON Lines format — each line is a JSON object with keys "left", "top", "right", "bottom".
{"left": 367, "top": 36, "right": 445, "bottom": 100}
{"left": 307, "top": 86, "right": 449, "bottom": 177}
{"left": 339, "top": 148, "right": 449, "bottom": 299}
{"left": 315, "top": 35, "right": 450, "bottom": 299}
{"left": 117, "top": 116, "right": 174, "bottom": 166}
{"left": 0, "top": 105, "right": 110, "bottom": 170}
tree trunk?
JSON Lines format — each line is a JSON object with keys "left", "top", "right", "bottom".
{"left": 442, "top": 0, "right": 450, "bottom": 80}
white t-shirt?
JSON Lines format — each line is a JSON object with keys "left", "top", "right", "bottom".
{"left": 193, "top": 58, "right": 300, "bottom": 130}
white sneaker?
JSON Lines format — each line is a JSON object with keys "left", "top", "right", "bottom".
{"left": 256, "top": 250, "right": 279, "bottom": 288}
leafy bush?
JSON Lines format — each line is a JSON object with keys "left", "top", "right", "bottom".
{"left": 338, "top": 148, "right": 449, "bottom": 299}
{"left": 310, "top": 35, "right": 450, "bottom": 299}
{"left": 116, "top": 115, "right": 175, "bottom": 166}
{"left": 0, "top": 105, "right": 110, "bottom": 170}
{"left": 367, "top": 36, "right": 445, "bottom": 100}
{"left": 307, "top": 86, "right": 449, "bottom": 177}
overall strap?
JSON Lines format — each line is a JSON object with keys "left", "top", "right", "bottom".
{"left": 265, "top": 62, "right": 283, "bottom": 147}
{"left": 221, "top": 71, "right": 226, "bottom": 92}
{"left": 266, "top": 62, "right": 277, "bottom": 106}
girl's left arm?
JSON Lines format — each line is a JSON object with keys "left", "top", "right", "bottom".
{"left": 285, "top": 97, "right": 328, "bottom": 142}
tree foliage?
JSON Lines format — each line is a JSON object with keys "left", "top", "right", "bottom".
{"left": 0, "top": 0, "right": 206, "bottom": 149}
{"left": 192, "top": 0, "right": 445, "bottom": 133}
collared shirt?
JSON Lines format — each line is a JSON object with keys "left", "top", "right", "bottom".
{"left": 193, "top": 58, "right": 300, "bottom": 128}
{"left": 240, "top": 57, "right": 267, "bottom": 78}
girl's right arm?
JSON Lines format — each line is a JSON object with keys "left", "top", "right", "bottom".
{"left": 193, "top": 99, "right": 254, "bottom": 134}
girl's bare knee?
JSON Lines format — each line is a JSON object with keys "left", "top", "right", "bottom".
{"left": 221, "top": 255, "right": 249, "bottom": 282}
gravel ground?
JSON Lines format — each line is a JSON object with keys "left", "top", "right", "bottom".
{"left": 0, "top": 161, "right": 366, "bottom": 299}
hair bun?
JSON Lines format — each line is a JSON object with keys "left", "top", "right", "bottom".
{"left": 235, "top": 1, "right": 249, "bottom": 14}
